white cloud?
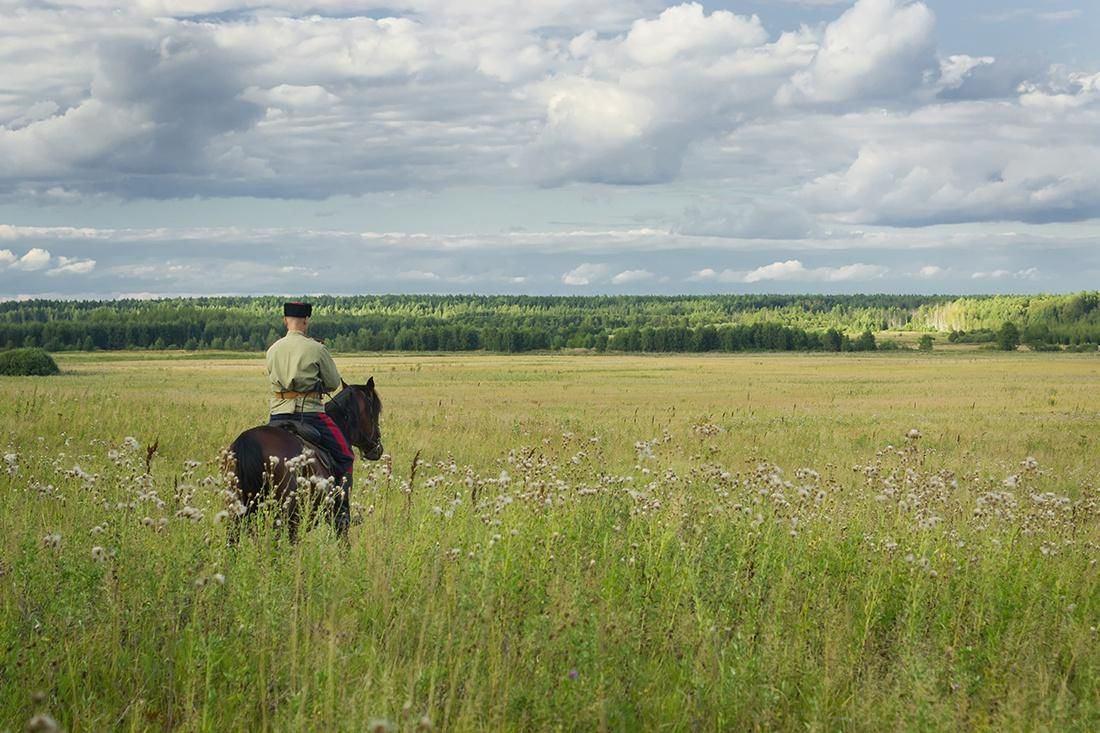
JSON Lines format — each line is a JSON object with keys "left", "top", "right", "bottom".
{"left": 0, "top": 250, "right": 16, "bottom": 267}
{"left": 398, "top": 270, "right": 442, "bottom": 281}
{"left": 562, "top": 263, "right": 610, "bottom": 285}
{"left": 803, "top": 140, "right": 1100, "bottom": 225}
{"left": 742, "top": 259, "right": 887, "bottom": 283}
{"left": 611, "top": 269, "right": 655, "bottom": 284}
{"left": 971, "top": 267, "right": 1039, "bottom": 280}
{"left": 686, "top": 260, "right": 887, "bottom": 283}
{"left": 12, "top": 248, "right": 51, "bottom": 271}
{"left": 779, "top": 0, "right": 936, "bottom": 104}
{"left": 46, "top": 257, "right": 96, "bottom": 276}
{"left": 621, "top": 3, "right": 767, "bottom": 66}
{"left": 917, "top": 265, "right": 943, "bottom": 278}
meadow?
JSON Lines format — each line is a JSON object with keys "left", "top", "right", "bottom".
{"left": 3, "top": 351, "right": 1100, "bottom": 731}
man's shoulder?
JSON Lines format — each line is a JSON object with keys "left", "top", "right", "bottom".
{"left": 268, "top": 332, "right": 325, "bottom": 356}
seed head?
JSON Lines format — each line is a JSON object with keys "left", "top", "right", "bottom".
{"left": 25, "top": 713, "right": 60, "bottom": 733}
{"left": 91, "top": 546, "right": 107, "bottom": 562}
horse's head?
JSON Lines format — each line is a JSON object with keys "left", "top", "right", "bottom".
{"left": 330, "top": 377, "right": 384, "bottom": 461}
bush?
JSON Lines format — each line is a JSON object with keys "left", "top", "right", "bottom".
{"left": 852, "top": 330, "right": 877, "bottom": 352}
{"left": 0, "top": 348, "right": 60, "bottom": 376}
{"left": 918, "top": 334, "right": 934, "bottom": 351}
{"left": 996, "top": 322, "right": 1021, "bottom": 351}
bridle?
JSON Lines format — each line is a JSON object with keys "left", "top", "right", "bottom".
{"left": 348, "top": 386, "right": 383, "bottom": 460}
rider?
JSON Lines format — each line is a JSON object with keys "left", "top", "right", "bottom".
{"left": 266, "top": 301, "right": 355, "bottom": 503}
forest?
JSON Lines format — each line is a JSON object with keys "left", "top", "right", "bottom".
{"left": 1, "top": 293, "right": 1098, "bottom": 353}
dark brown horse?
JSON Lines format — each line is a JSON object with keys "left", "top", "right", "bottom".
{"left": 226, "top": 378, "right": 383, "bottom": 539}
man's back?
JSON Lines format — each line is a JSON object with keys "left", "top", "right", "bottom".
{"left": 266, "top": 331, "right": 341, "bottom": 415}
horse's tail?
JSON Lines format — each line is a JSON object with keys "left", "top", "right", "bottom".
{"left": 229, "top": 430, "right": 265, "bottom": 505}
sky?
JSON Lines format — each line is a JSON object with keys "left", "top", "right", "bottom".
{"left": 0, "top": 0, "right": 1097, "bottom": 298}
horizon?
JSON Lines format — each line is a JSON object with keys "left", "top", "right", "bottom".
{"left": 1, "top": 290, "right": 1093, "bottom": 304}
{"left": 1, "top": 0, "right": 1097, "bottom": 297}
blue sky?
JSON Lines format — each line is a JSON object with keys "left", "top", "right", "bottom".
{"left": 0, "top": 0, "right": 1096, "bottom": 297}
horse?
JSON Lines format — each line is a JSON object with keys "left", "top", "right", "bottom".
{"left": 225, "top": 377, "right": 383, "bottom": 540}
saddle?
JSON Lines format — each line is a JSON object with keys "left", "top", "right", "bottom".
{"left": 274, "top": 421, "right": 338, "bottom": 476}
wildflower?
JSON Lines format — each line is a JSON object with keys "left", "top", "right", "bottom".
{"left": 122, "top": 436, "right": 140, "bottom": 451}
{"left": 25, "top": 714, "right": 60, "bottom": 733}
{"left": 142, "top": 517, "right": 154, "bottom": 527}
{"left": 417, "top": 715, "right": 433, "bottom": 731}
{"left": 212, "top": 573, "right": 225, "bottom": 585}
{"left": 213, "top": 510, "right": 230, "bottom": 524}
{"left": 42, "top": 533, "right": 61, "bottom": 549}
{"left": 368, "top": 719, "right": 394, "bottom": 733}
{"left": 568, "top": 668, "right": 579, "bottom": 680}
{"left": 91, "top": 546, "right": 107, "bottom": 562}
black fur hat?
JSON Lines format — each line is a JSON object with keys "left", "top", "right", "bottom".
{"left": 283, "top": 301, "right": 312, "bottom": 318}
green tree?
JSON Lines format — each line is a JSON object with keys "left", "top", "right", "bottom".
{"left": 996, "top": 322, "right": 1021, "bottom": 351}
{"left": 853, "top": 331, "right": 877, "bottom": 352}
{"left": 918, "top": 334, "right": 934, "bottom": 351}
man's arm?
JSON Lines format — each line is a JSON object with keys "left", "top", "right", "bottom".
{"left": 317, "top": 345, "right": 342, "bottom": 392}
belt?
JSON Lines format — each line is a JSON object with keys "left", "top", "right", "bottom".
{"left": 274, "top": 390, "right": 319, "bottom": 400}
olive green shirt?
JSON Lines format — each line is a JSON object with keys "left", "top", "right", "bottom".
{"left": 266, "top": 330, "right": 342, "bottom": 415}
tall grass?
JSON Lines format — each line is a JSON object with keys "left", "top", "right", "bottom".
{"left": 2, "top": 352, "right": 1100, "bottom": 731}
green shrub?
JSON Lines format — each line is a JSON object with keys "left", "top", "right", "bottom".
{"left": 996, "top": 322, "right": 1021, "bottom": 351}
{"left": 0, "top": 347, "right": 60, "bottom": 376}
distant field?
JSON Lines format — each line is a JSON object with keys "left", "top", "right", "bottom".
{"left": 3, "top": 352, "right": 1100, "bottom": 730}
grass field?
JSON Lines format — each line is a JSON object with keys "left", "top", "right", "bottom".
{"left": 3, "top": 351, "right": 1100, "bottom": 731}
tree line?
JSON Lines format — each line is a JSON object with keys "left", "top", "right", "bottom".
{"left": 0, "top": 293, "right": 1097, "bottom": 353}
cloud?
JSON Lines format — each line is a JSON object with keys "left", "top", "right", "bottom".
{"left": 621, "top": 3, "right": 767, "bottom": 66}
{"left": 397, "top": 270, "right": 442, "bottom": 281}
{"left": 778, "top": 0, "right": 936, "bottom": 104}
{"left": 803, "top": 140, "right": 1100, "bottom": 225}
{"left": 679, "top": 201, "right": 818, "bottom": 239}
{"left": 972, "top": 267, "right": 1039, "bottom": 280}
{"left": 687, "top": 268, "right": 718, "bottom": 282}
{"left": 46, "top": 257, "right": 97, "bottom": 276}
{"left": 688, "top": 259, "right": 888, "bottom": 283}
{"left": 741, "top": 259, "right": 887, "bottom": 283}
{"left": 611, "top": 269, "right": 655, "bottom": 284}
{"left": 11, "top": 248, "right": 52, "bottom": 271}
{"left": 917, "top": 265, "right": 943, "bottom": 278}
{"left": 562, "top": 263, "right": 610, "bottom": 285}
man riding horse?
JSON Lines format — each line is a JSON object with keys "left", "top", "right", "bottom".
{"left": 227, "top": 301, "right": 383, "bottom": 539}
{"left": 266, "top": 301, "right": 354, "bottom": 491}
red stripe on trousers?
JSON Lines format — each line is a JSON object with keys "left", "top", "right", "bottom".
{"left": 317, "top": 413, "right": 353, "bottom": 460}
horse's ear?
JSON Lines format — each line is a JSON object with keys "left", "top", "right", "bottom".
{"left": 366, "top": 376, "right": 375, "bottom": 391}
{"left": 341, "top": 379, "right": 349, "bottom": 390}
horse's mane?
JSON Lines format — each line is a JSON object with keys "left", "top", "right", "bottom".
{"left": 326, "top": 386, "right": 360, "bottom": 439}
{"left": 326, "top": 383, "right": 380, "bottom": 441}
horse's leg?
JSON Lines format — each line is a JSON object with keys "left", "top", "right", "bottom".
{"left": 333, "top": 472, "right": 352, "bottom": 541}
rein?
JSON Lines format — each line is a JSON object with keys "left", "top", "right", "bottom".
{"left": 326, "top": 386, "right": 381, "bottom": 457}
